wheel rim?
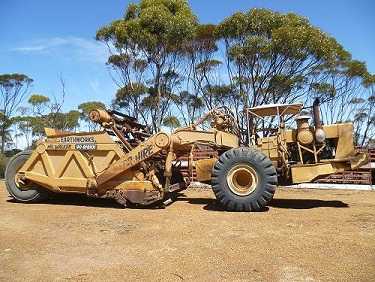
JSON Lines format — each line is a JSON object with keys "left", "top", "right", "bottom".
{"left": 226, "top": 164, "right": 258, "bottom": 196}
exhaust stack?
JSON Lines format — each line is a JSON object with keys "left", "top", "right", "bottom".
{"left": 312, "top": 98, "right": 325, "bottom": 143}
{"left": 313, "top": 98, "right": 322, "bottom": 129}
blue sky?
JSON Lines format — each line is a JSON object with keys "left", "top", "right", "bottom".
{"left": 1, "top": 0, "right": 374, "bottom": 112}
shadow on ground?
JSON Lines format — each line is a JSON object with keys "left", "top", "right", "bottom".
{"left": 270, "top": 198, "right": 349, "bottom": 209}
{"left": 6, "top": 193, "right": 349, "bottom": 211}
{"left": 7, "top": 194, "right": 168, "bottom": 210}
{"left": 7, "top": 194, "right": 125, "bottom": 209}
{"left": 176, "top": 196, "right": 269, "bottom": 212}
{"left": 177, "top": 195, "right": 348, "bottom": 211}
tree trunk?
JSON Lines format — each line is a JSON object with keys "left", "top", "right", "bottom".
{"left": 1, "top": 126, "right": 5, "bottom": 154}
{"left": 154, "top": 63, "right": 162, "bottom": 132}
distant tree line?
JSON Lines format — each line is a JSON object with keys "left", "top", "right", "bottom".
{"left": 1, "top": 0, "right": 375, "bottom": 153}
{"left": 0, "top": 74, "right": 106, "bottom": 153}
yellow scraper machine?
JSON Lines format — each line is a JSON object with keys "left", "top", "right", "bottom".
{"left": 5, "top": 100, "right": 368, "bottom": 211}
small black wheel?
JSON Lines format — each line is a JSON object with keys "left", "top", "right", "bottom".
{"left": 5, "top": 151, "right": 47, "bottom": 202}
{"left": 211, "top": 147, "right": 277, "bottom": 211}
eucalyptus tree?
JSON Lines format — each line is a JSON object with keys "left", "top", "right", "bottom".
{"left": 162, "top": 115, "right": 181, "bottom": 132}
{"left": 171, "top": 90, "right": 204, "bottom": 125}
{"left": 216, "top": 8, "right": 362, "bottom": 109}
{"left": 96, "top": 0, "right": 197, "bottom": 132}
{"left": 183, "top": 24, "right": 222, "bottom": 110}
{"left": 310, "top": 58, "right": 370, "bottom": 125}
{"left": 351, "top": 75, "right": 375, "bottom": 146}
{"left": 15, "top": 94, "right": 80, "bottom": 140}
{"left": 28, "top": 94, "right": 50, "bottom": 116}
{"left": 0, "top": 73, "right": 33, "bottom": 153}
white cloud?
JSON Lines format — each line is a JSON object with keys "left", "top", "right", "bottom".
{"left": 12, "top": 36, "right": 109, "bottom": 64}
{"left": 14, "top": 45, "right": 48, "bottom": 52}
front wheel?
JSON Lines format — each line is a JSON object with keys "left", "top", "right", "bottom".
{"left": 5, "top": 151, "right": 48, "bottom": 202}
{"left": 211, "top": 147, "right": 277, "bottom": 212}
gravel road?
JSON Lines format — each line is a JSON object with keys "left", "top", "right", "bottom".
{"left": 0, "top": 183, "right": 374, "bottom": 281}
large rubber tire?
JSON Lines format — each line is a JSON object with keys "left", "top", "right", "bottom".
{"left": 212, "top": 147, "right": 277, "bottom": 212}
{"left": 5, "top": 151, "right": 47, "bottom": 202}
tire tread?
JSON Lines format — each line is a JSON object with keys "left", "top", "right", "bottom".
{"left": 211, "top": 147, "right": 277, "bottom": 212}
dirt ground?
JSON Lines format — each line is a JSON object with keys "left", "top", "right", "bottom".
{"left": 0, "top": 182, "right": 374, "bottom": 281}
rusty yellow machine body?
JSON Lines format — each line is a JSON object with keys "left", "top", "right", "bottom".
{"left": 9, "top": 108, "right": 239, "bottom": 208}
{"left": 245, "top": 99, "right": 368, "bottom": 184}
{"left": 5, "top": 100, "right": 368, "bottom": 212}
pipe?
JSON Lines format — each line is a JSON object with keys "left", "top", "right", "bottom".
{"left": 312, "top": 98, "right": 326, "bottom": 143}
{"left": 313, "top": 98, "right": 322, "bottom": 129}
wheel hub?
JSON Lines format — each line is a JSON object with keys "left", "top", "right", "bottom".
{"left": 14, "top": 173, "right": 28, "bottom": 189}
{"left": 226, "top": 164, "right": 258, "bottom": 196}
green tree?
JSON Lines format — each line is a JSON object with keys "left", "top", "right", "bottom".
{"left": 51, "top": 111, "right": 80, "bottom": 131}
{"left": 96, "top": 0, "right": 197, "bottom": 132}
{"left": 313, "top": 60, "right": 369, "bottom": 125}
{"left": 173, "top": 91, "right": 204, "bottom": 125}
{"left": 162, "top": 115, "right": 181, "bottom": 132}
{"left": 0, "top": 73, "right": 33, "bottom": 153}
{"left": 183, "top": 24, "right": 222, "bottom": 111}
{"left": 113, "top": 83, "right": 148, "bottom": 123}
{"left": 216, "top": 9, "right": 364, "bottom": 109}
{"left": 352, "top": 79, "right": 375, "bottom": 146}
{"left": 20, "top": 94, "right": 80, "bottom": 139}
{"left": 13, "top": 116, "right": 33, "bottom": 149}
{"left": 28, "top": 94, "right": 50, "bottom": 115}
